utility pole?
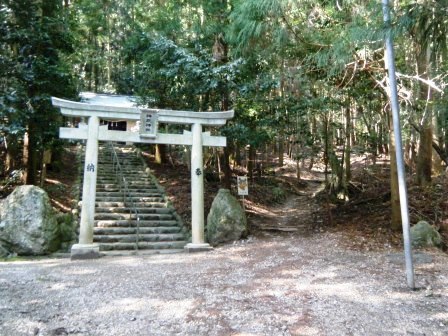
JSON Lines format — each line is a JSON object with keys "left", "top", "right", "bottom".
{"left": 382, "top": 0, "right": 415, "bottom": 289}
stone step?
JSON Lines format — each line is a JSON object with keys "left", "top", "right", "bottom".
{"left": 91, "top": 144, "right": 187, "bottom": 254}
{"left": 132, "top": 200, "right": 167, "bottom": 205}
{"left": 94, "top": 213, "right": 174, "bottom": 220}
{"left": 97, "top": 180, "right": 152, "bottom": 184}
{"left": 96, "top": 188, "right": 120, "bottom": 193}
{"left": 98, "top": 165, "right": 141, "bottom": 167}
{"left": 97, "top": 157, "right": 138, "bottom": 160}
{"left": 96, "top": 201, "right": 126, "bottom": 207}
{"left": 98, "top": 241, "right": 187, "bottom": 251}
{"left": 95, "top": 220, "right": 179, "bottom": 228}
{"left": 99, "top": 172, "right": 148, "bottom": 176}
{"left": 96, "top": 191, "right": 161, "bottom": 197}
{"left": 95, "top": 201, "right": 167, "bottom": 207}
{"left": 99, "top": 249, "right": 184, "bottom": 257}
{"left": 97, "top": 178, "right": 153, "bottom": 183}
{"left": 94, "top": 226, "right": 181, "bottom": 235}
{"left": 98, "top": 166, "right": 145, "bottom": 170}
{"left": 95, "top": 185, "right": 121, "bottom": 192}
{"left": 96, "top": 179, "right": 119, "bottom": 183}
{"left": 97, "top": 177, "right": 148, "bottom": 181}
{"left": 96, "top": 183, "right": 157, "bottom": 189}
{"left": 95, "top": 207, "right": 172, "bottom": 214}
{"left": 94, "top": 196, "right": 164, "bottom": 202}
{"left": 94, "top": 233, "right": 185, "bottom": 243}
{"left": 96, "top": 188, "right": 160, "bottom": 194}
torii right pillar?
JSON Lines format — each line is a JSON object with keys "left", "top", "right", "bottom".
{"left": 184, "top": 122, "right": 212, "bottom": 252}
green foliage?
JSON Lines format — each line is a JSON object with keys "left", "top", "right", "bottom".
{"left": 1, "top": 0, "right": 447, "bottom": 197}
{"left": 271, "top": 186, "right": 286, "bottom": 203}
{"left": 0, "top": 0, "right": 76, "bottom": 175}
{"left": 125, "top": 35, "right": 244, "bottom": 111}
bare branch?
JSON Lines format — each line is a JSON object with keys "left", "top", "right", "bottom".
{"left": 395, "top": 72, "right": 443, "bottom": 93}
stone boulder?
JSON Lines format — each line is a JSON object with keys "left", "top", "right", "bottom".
{"left": 410, "top": 221, "right": 442, "bottom": 248}
{"left": 0, "top": 185, "right": 60, "bottom": 256}
{"left": 206, "top": 189, "right": 247, "bottom": 246}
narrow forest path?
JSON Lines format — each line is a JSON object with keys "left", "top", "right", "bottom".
{"left": 247, "top": 169, "right": 326, "bottom": 237}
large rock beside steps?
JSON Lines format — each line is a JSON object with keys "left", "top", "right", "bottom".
{"left": 410, "top": 220, "right": 442, "bottom": 248}
{"left": 0, "top": 185, "right": 59, "bottom": 256}
{"left": 206, "top": 189, "right": 247, "bottom": 246}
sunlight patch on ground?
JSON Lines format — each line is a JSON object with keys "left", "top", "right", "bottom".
{"left": 244, "top": 201, "right": 276, "bottom": 217}
{"left": 139, "top": 298, "right": 195, "bottom": 320}
{"left": 108, "top": 255, "right": 183, "bottom": 266}
{"left": 432, "top": 312, "right": 448, "bottom": 320}
{"left": 44, "top": 178, "right": 66, "bottom": 186}
{"left": 65, "top": 268, "right": 99, "bottom": 275}
{"left": 48, "top": 282, "right": 71, "bottom": 291}
{"left": 2, "top": 317, "right": 41, "bottom": 336}
{"left": 50, "top": 198, "right": 72, "bottom": 212}
{"left": 95, "top": 298, "right": 148, "bottom": 314}
{"left": 307, "top": 282, "right": 388, "bottom": 305}
{"left": 290, "top": 326, "right": 321, "bottom": 335}
{"left": 290, "top": 280, "right": 387, "bottom": 306}
{"left": 280, "top": 269, "right": 305, "bottom": 277}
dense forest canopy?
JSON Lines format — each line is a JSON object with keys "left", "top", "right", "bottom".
{"left": 1, "top": 0, "right": 447, "bottom": 230}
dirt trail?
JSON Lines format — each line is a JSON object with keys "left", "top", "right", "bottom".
{"left": 249, "top": 175, "right": 325, "bottom": 236}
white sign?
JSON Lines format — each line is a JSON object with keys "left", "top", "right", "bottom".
{"left": 139, "top": 111, "right": 158, "bottom": 138}
{"left": 237, "top": 176, "right": 248, "bottom": 196}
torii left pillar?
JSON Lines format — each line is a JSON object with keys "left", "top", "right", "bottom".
{"left": 71, "top": 116, "right": 101, "bottom": 259}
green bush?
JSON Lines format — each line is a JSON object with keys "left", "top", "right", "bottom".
{"left": 272, "top": 187, "right": 286, "bottom": 203}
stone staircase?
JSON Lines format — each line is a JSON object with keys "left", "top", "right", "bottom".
{"left": 93, "top": 143, "right": 188, "bottom": 256}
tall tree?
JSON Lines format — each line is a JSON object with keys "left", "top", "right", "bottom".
{"left": 0, "top": 0, "right": 75, "bottom": 184}
{"left": 398, "top": 1, "right": 448, "bottom": 185}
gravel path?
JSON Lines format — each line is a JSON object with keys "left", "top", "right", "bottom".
{"left": 1, "top": 232, "right": 447, "bottom": 336}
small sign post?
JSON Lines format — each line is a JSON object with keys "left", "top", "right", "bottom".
{"left": 237, "top": 176, "right": 249, "bottom": 210}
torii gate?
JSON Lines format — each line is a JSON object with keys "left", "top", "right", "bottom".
{"left": 52, "top": 93, "right": 234, "bottom": 259}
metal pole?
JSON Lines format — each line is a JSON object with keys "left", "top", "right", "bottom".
{"left": 382, "top": 0, "right": 415, "bottom": 289}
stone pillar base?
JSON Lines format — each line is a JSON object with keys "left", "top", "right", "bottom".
{"left": 71, "top": 244, "right": 100, "bottom": 260}
{"left": 184, "top": 243, "right": 213, "bottom": 253}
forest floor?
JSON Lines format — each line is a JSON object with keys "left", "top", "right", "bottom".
{"left": 1, "top": 146, "right": 448, "bottom": 335}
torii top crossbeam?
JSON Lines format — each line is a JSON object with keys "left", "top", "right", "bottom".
{"left": 53, "top": 95, "right": 234, "bottom": 125}
{"left": 52, "top": 93, "right": 234, "bottom": 259}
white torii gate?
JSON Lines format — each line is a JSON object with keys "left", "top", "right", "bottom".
{"left": 52, "top": 93, "right": 234, "bottom": 259}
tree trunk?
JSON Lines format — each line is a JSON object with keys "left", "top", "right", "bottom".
{"left": 22, "top": 131, "right": 29, "bottom": 183}
{"left": 416, "top": 122, "right": 433, "bottom": 185}
{"left": 308, "top": 115, "right": 317, "bottom": 170}
{"left": 295, "top": 144, "right": 301, "bottom": 180}
{"left": 234, "top": 143, "right": 242, "bottom": 166}
{"left": 155, "top": 144, "right": 167, "bottom": 164}
{"left": 25, "top": 121, "right": 39, "bottom": 185}
{"left": 415, "top": 34, "right": 433, "bottom": 185}
{"left": 248, "top": 145, "right": 256, "bottom": 180}
{"left": 278, "top": 134, "right": 284, "bottom": 167}
{"left": 5, "top": 135, "right": 20, "bottom": 174}
{"left": 220, "top": 146, "right": 232, "bottom": 189}
{"left": 344, "top": 104, "right": 351, "bottom": 184}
